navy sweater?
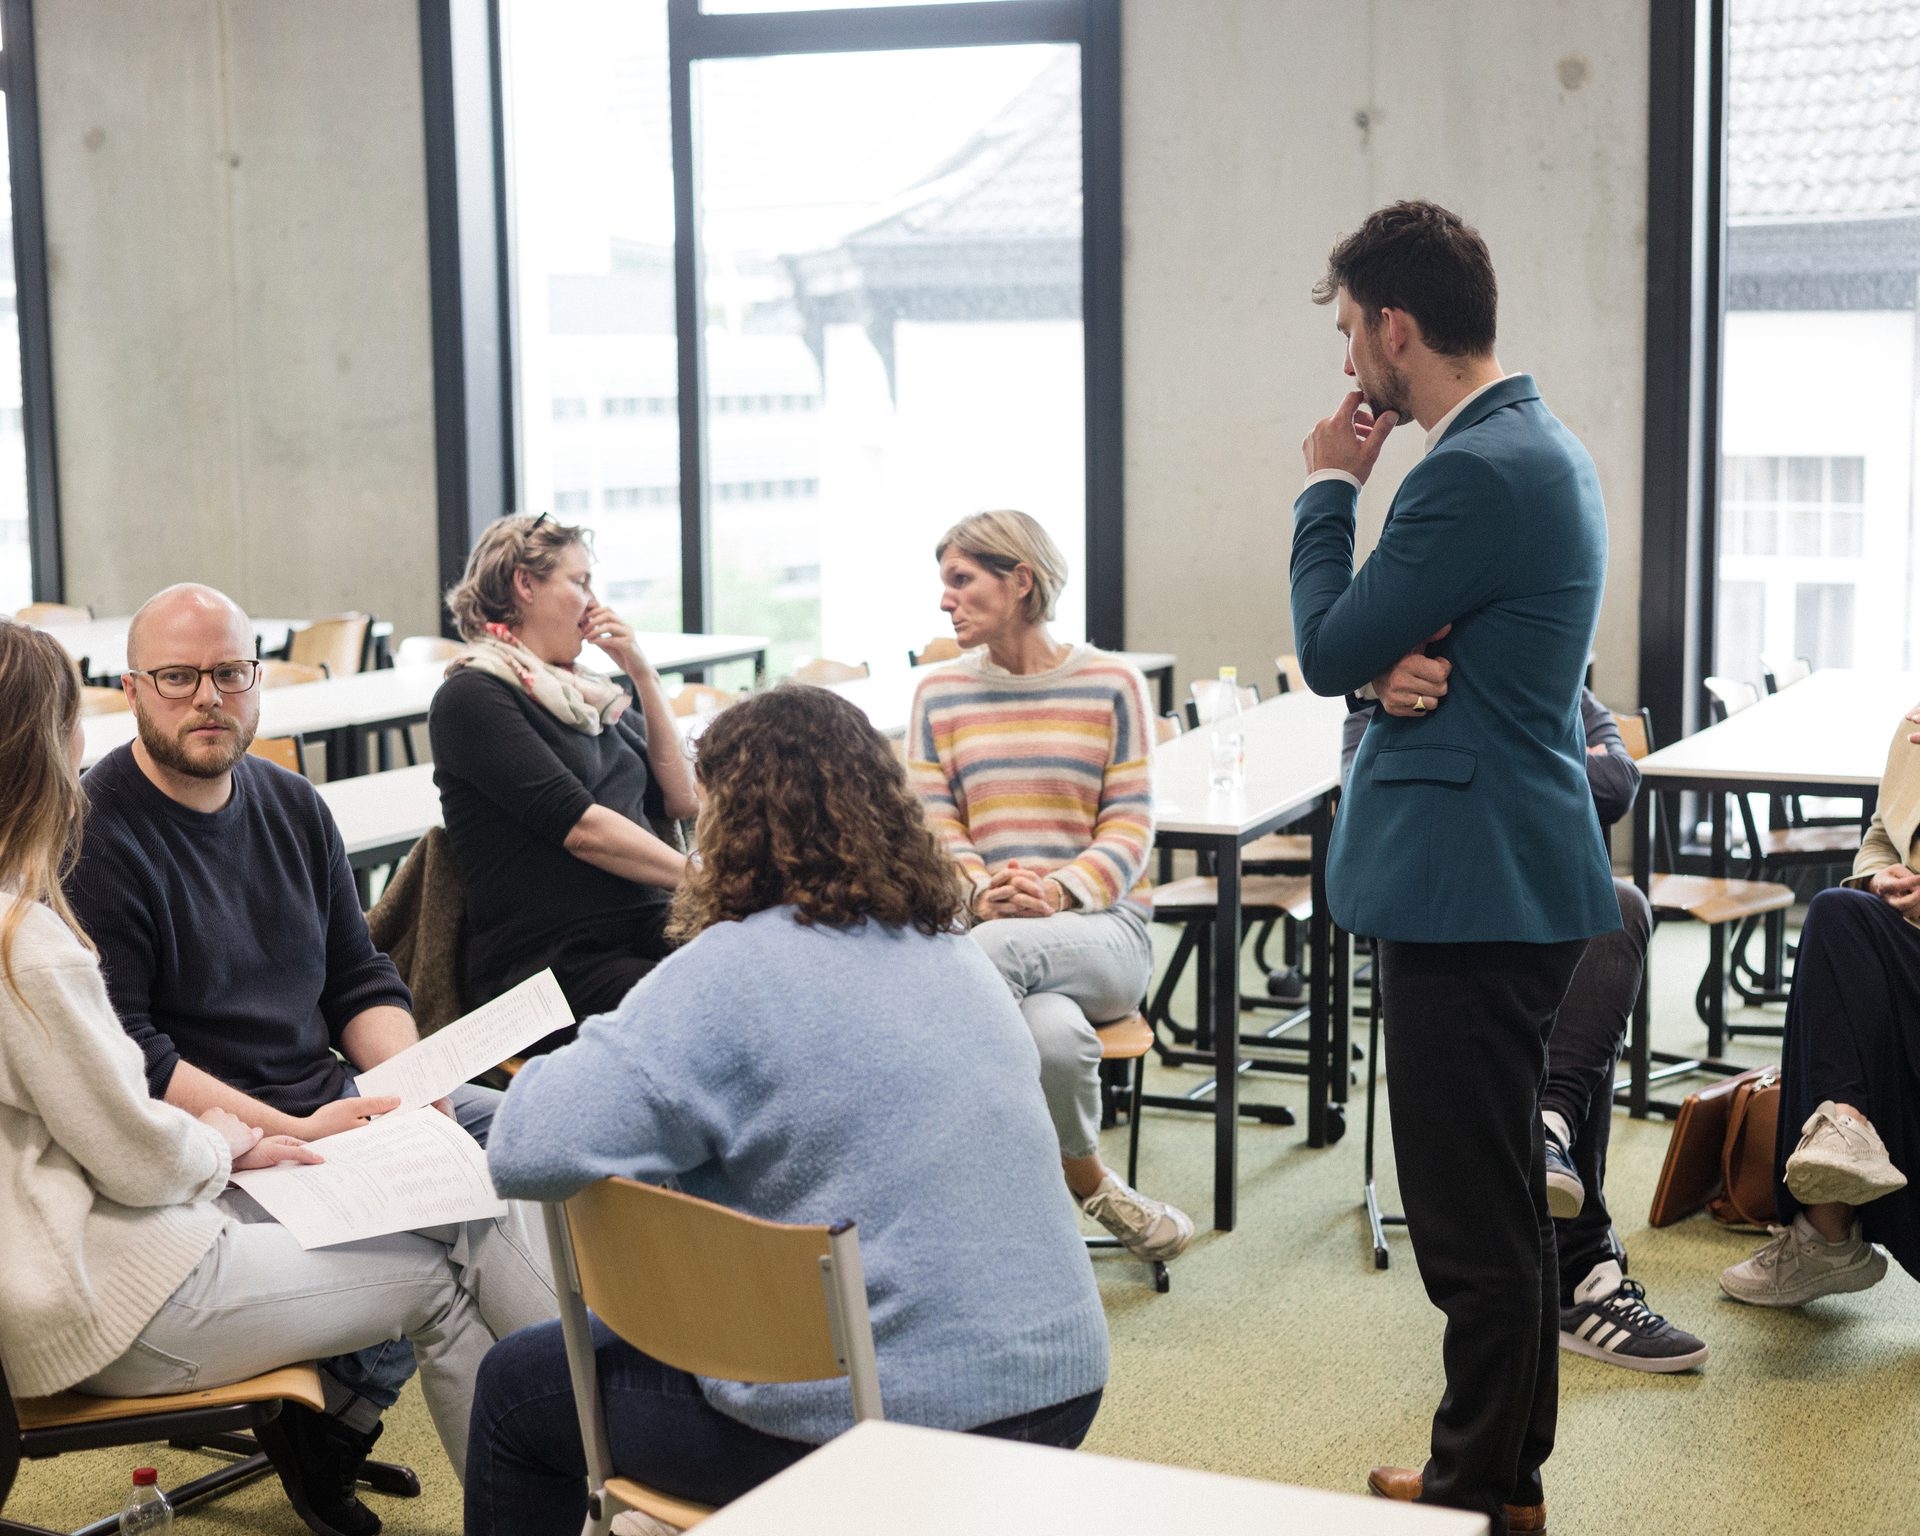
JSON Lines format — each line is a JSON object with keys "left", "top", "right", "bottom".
{"left": 67, "top": 746, "right": 412, "bottom": 1115}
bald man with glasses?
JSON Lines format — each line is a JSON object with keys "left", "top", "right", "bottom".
{"left": 67, "top": 584, "right": 549, "bottom": 1536}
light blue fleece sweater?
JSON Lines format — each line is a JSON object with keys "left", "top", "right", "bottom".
{"left": 487, "top": 907, "right": 1110, "bottom": 1444}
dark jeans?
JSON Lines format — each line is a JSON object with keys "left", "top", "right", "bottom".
{"left": 1775, "top": 887, "right": 1920, "bottom": 1276}
{"left": 1539, "top": 879, "right": 1651, "bottom": 1298}
{"left": 463, "top": 1318, "right": 1104, "bottom": 1536}
{"left": 1377, "top": 935, "right": 1587, "bottom": 1535}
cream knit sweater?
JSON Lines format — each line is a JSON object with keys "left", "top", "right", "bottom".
{"left": 0, "top": 895, "right": 232, "bottom": 1398}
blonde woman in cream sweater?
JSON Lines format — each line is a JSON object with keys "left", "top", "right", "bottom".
{"left": 0, "top": 620, "right": 553, "bottom": 1485}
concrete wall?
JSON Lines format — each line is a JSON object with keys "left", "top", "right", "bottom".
{"left": 36, "top": 1, "right": 440, "bottom": 638}
{"left": 1123, "top": 0, "right": 1649, "bottom": 707}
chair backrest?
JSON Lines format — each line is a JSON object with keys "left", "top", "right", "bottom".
{"left": 791, "top": 657, "right": 870, "bottom": 686}
{"left": 1273, "top": 654, "right": 1307, "bottom": 696}
{"left": 1153, "top": 712, "right": 1182, "bottom": 746}
{"left": 1702, "top": 674, "right": 1759, "bottom": 724}
{"left": 80, "top": 685, "right": 129, "bottom": 716}
{"left": 1760, "top": 653, "right": 1811, "bottom": 695}
{"left": 259, "top": 658, "right": 328, "bottom": 689}
{"left": 394, "top": 634, "right": 463, "bottom": 669}
{"left": 289, "top": 614, "right": 372, "bottom": 677}
{"left": 909, "top": 637, "right": 963, "bottom": 668}
{"left": 668, "top": 682, "right": 739, "bottom": 719}
{"left": 1185, "top": 680, "right": 1259, "bottom": 729}
{"left": 15, "top": 602, "right": 90, "bottom": 626}
{"left": 247, "top": 736, "right": 307, "bottom": 776}
{"left": 1612, "top": 709, "right": 1651, "bottom": 763}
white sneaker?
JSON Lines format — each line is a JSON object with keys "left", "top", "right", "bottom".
{"left": 1784, "top": 1100, "right": 1908, "bottom": 1209}
{"left": 1082, "top": 1174, "right": 1195, "bottom": 1262}
{"left": 1719, "top": 1213, "right": 1888, "bottom": 1308}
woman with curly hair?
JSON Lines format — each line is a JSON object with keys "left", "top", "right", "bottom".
{"left": 909, "top": 510, "right": 1193, "bottom": 1263}
{"left": 468, "top": 685, "right": 1109, "bottom": 1532}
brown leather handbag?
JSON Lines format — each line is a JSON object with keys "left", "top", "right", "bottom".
{"left": 1649, "top": 1066, "right": 1781, "bottom": 1228}
{"left": 1707, "top": 1067, "right": 1782, "bottom": 1229}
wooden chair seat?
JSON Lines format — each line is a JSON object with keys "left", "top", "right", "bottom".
{"left": 16, "top": 1364, "right": 325, "bottom": 1432}
{"left": 1153, "top": 873, "right": 1311, "bottom": 921}
{"left": 1757, "top": 823, "right": 1859, "bottom": 859}
{"left": 1095, "top": 1012, "right": 1153, "bottom": 1060}
{"left": 605, "top": 1476, "right": 715, "bottom": 1529}
{"left": 1243, "top": 832, "right": 1310, "bottom": 865}
{"left": 1648, "top": 873, "right": 1796, "bottom": 926}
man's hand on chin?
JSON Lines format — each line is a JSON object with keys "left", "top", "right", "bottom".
{"left": 1303, "top": 390, "right": 1398, "bottom": 484}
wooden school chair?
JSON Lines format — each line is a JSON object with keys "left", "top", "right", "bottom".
{"left": 789, "top": 657, "right": 869, "bottom": 686}
{"left": 288, "top": 614, "right": 372, "bottom": 678}
{"left": 1613, "top": 707, "right": 1794, "bottom": 1079}
{"left": 0, "top": 1359, "right": 418, "bottom": 1536}
{"left": 79, "top": 686, "right": 128, "bottom": 716}
{"left": 908, "top": 637, "right": 963, "bottom": 668}
{"left": 669, "top": 683, "right": 740, "bottom": 719}
{"left": 543, "top": 1178, "right": 882, "bottom": 1533}
{"left": 12, "top": 603, "right": 90, "bottom": 626}
{"left": 258, "top": 659, "right": 327, "bottom": 689}
{"left": 246, "top": 736, "right": 309, "bottom": 777}
{"left": 393, "top": 634, "right": 462, "bottom": 669}
{"left": 1084, "top": 1012, "right": 1170, "bottom": 1293}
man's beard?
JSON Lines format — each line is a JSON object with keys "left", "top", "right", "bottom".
{"left": 132, "top": 702, "right": 255, "bottom": 779}
{"left": 1362, "top": 359, "right": 1415, "bottom": 424}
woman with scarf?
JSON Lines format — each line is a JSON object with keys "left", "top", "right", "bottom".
{"left": 430, "top": 515, "right": 697, "bottom": 1036}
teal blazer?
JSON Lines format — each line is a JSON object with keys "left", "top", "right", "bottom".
{"left": 1290, "top": 375, "right": 1620, "bottom": 944}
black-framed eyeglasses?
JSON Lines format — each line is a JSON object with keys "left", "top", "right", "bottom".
{"left": 125, "top": 660, "right": 262, "bottom": 700}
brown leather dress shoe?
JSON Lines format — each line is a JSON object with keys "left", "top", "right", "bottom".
{"left": 1367, "top": 1465, "right": 1547, "bottom": 1533}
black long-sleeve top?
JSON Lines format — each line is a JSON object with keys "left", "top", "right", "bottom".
{"left": 427, "top": 668, "right": 673, "bottom": 1007}
{"left": 67, "top": 746, "right": 412, "bottom": 1115}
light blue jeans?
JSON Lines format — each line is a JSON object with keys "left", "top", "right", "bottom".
{"left": 971, "top": 906, "right": 1153, "bottom": 1161}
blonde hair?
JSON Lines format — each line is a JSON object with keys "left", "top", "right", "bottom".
{"left": 934, "top": 510, "right": 1068, "bottom": 624}
{"left": 0, "top": 621, "right": 94, "bottom": 1020}
{"left": 444, "top": 513, "right": 593, "bottom": 641}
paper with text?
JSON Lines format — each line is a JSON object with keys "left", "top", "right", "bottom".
{"left": 353, "top": 969, "right": 571, "bottom": 1110}
{"left": 231, "top": 1106, "right": 506, "bottom": 1249}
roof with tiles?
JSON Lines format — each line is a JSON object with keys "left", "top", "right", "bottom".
{"left": 1729, "top": 0, "right": 1920, "bottom": 220}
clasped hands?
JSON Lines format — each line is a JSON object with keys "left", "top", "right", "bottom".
{"left": 972, "top": 860, "right": 1071, "bottom": 923}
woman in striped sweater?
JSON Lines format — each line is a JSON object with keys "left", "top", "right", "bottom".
{"left": 909, "top": 511, "right": 1193, "bottom": 1263}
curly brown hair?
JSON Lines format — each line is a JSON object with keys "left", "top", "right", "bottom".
{"left": 669, "top": 685, "right": 965, "bottom": 941}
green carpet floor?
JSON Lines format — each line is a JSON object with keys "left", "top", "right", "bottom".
{"left": 13, "top": 917, "right": 1918, "bottom": 1535}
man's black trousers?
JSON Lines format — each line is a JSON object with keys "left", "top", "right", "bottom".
{"left": 1377, "top": 935, "right": 1588, "bottom": 1529}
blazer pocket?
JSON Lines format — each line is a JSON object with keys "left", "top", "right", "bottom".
{"left": 1371, "top": 745, "right": 1478, "bottom": 785}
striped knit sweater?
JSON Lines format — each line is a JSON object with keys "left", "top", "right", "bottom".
{"left": 908, "top": 645, "right": 1154, "bottom": 916}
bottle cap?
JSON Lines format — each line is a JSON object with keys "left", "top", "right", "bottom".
{"left": 1218, "top": 665, "right": 1237, "bottom": 681}
{"left": 132, "top": 1468, "right": 158, "bottom": 1486}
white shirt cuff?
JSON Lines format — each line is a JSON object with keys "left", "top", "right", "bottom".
{"left": 1302, "top": 469, "right": 1362, "bottom": 493}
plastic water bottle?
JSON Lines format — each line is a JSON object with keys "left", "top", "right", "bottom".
{"left": 120, "top": 1468, "right": 172, "bottom": 1532}
{"left": 1206, "top": 666, "right": 1246, "bottom": 791}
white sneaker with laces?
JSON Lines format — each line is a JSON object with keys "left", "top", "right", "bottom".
{"left": 1784, "top": 1100, "right": 1908, "bottom": 1209}
{"left": 1081, "top": 1173, "right": 1195, "bottom": 1262}
{"left": 1719, "top": 1213, "right": 1887, "bottom": 1307}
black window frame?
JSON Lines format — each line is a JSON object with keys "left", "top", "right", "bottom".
{"left": 425, "top": 0, "right": 1125, "bottom": 645}
{"left": 0, "top": 0, "right": 63, "bottom": 604}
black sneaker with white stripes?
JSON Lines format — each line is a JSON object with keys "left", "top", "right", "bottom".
{"left": 1559, "top": 1261, "right": 1708, "bottom": 1374}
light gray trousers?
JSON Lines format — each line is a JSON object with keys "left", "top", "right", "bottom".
{"left": 971, "top": 905, "right": 1153, "bottom": 1161}
{"left": 77, "top": 1192, "right": 557, "bottom": 1478}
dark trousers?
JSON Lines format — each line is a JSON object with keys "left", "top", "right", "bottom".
{"left": 1539, "top": 879, "right": 1651, "bottom": 1297}
{"left": 1775, "top": 886, "right": 1920, "bottom": 1276}
{"left": 463, "top": 1318, "right": 1104, "bottom": 1536}
{"left": 1377, "top": 936, "right": 1588, "bottom": 1532}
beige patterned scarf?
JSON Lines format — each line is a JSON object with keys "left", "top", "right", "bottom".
{"left": 448, "top": 624, "right": 628, "bottom": 736}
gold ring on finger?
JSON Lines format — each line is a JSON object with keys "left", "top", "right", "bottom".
{"left": 1413, "top": 695, "right": 1427, "bottom": 712}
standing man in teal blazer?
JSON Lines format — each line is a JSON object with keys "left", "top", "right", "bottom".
{"left": 1289, "top": 201, "right": 1620, "bottom": 1536}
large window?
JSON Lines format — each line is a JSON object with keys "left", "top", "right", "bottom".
{"left": 497, "top": 0, "right": 1119, "bottom": 670}
{"left": 1710, "top": 0, "right": 1919, "bottom": 688}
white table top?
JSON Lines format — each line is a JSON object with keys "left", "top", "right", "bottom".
{"left": 1638, "top": 667, "right": 1920, "bottom": 789}
{"left": 698, "top": 1421, "right": 1487, "bottom": 1535}
{"left": 82, "top": 666, "right": 446, "bottom": 768}
{"left": 584, "top": 629, "right": 771, "bottom": 676}
{"left": 824, "top": 651, "right": 1180, "bottom": 739}
{"left": 1153, "top": 689, "right": 1346, "bottom": 838}
{"left": 315, "top": 762, "right": 442, "bottom": 861}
